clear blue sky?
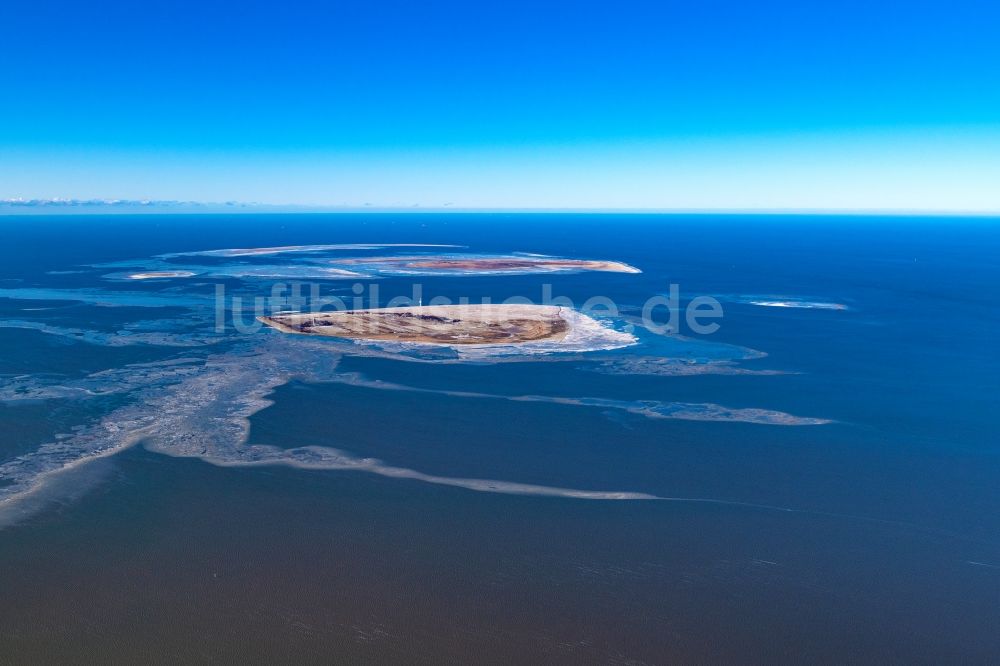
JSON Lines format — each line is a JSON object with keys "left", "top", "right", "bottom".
{"left": 2, "top": 0, "right": 999, "bottom": 210}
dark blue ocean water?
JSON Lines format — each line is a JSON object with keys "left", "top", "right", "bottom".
{"left": 0, "top": 214, "right": 998, "bottom": 662}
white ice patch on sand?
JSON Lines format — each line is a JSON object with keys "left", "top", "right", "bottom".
{"left": 451, "top": 309, "right": 636, "bottom": 359}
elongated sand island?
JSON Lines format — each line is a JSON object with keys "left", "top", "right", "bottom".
{"left": 400, "top": 257, "right": 640, "bottom": 273}
{"left": 127, "top": 270, "right": 199, "bottom": 280}
{"left": 338, "top": 255, "right": 641, "bottom": 274}
{"left": 259, "top": 304, "right": 576, "bottom": 345}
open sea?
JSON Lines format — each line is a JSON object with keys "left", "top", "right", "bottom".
{"left": 0, "top": 213, "right": 998, "bottom": 663}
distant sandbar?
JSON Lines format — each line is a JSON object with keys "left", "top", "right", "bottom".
{"left": 340, "top": 256, "right": 640, "bottom": 274}
{"left": 127, "top": 271, "right": 198, "bottom": 280}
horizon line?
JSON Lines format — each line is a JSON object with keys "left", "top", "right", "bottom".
{"left": 2, "top": 201, "right": 1000, "bottom": 218}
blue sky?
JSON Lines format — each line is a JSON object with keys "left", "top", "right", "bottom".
{"left": 2, "top": 0, "right": 999, "bottom": 210}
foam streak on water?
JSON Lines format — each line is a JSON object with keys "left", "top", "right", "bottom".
{"left": 0, "top": 335, "right": 664, "bottom": 524}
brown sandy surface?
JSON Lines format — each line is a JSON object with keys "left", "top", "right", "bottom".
{"left": 259, "top": 304, "right": 570, "bottom": 345}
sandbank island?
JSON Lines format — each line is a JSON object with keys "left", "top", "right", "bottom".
{"left": 259, "top": 304, "right": 574, "bottom": 345}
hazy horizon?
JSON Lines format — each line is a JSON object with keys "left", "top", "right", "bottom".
{"left": 3, "top": 200, "right": 1000, "bottom": 217}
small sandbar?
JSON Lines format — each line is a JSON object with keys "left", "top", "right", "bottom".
{"left": 747, "top": 300, "right": 847, "bottom": 310}
{"left": 127, "top": 271, "right": 199, "bottom": 280}
{"left": 260, "top": 304, "right": 574, "bottom": 345}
